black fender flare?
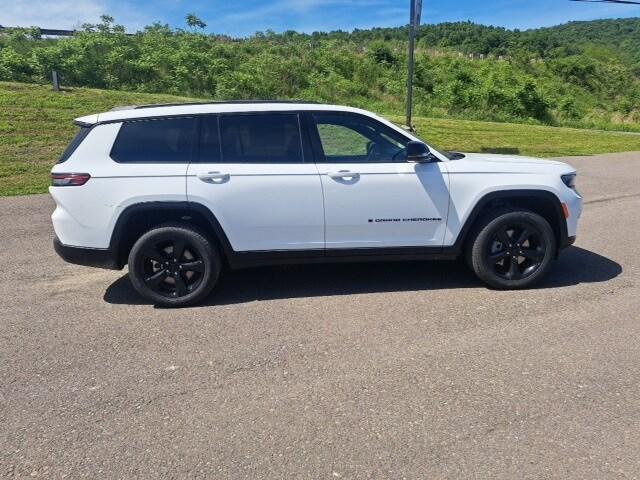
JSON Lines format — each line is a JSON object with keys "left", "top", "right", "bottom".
{"left": 445, "top": 189, "right": 569, "bottom": 255}
{"left": 109, "top": 201, "right": 237, "bottom": 266}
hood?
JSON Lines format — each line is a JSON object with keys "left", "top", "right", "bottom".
{"left": 460, "top": 152, "right": 567, "bottom": 167}
{"left": 446, "top": 152, "right": 575, "bottom": 175}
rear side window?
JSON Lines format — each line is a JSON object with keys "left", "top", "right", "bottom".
{"left": 220, "top": 113, "right": 303, "bottom": 163}
{"left": 58, "top": 126, "right": 91, "bottom": 163}
{"left": 111, "top": 117, "right": 196, "bottom": 163}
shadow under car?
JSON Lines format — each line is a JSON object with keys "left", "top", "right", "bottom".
{"left": 103, "top": 246, "right": 622, "bottom": 307}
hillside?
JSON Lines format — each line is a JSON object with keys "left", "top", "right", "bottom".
{"left": 2, "top": 81, "right": 640, "bottom": 196}
{"left": 1, "top": 17, "right": 640, "bottom": 131}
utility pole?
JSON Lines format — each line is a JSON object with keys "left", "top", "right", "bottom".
{"left": 52, "top": 70, "right": 60, "bottom": 92}
{"left": 406, "top": 0, "right": 423, "bottom": 131}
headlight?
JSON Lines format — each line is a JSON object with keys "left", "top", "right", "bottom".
{"left": 561, "top": 173, "right": 577, "bottom": 190}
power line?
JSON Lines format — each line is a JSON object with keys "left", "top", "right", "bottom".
{"left": 569, "top": 0, "right": 640, "bottom": 4}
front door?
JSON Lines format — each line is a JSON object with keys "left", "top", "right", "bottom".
{"left": 187, "top": 112, "right": 324, "bottom": 252}
{"left": 309, "top": 112, "right": 450, "bottom": 250}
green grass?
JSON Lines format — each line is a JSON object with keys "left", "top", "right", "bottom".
{"left": 0, "top": 82, "right": 197, "bottom": 196}
{"left": 391, "top": 116, "right": 640, "bottom": 158}
{"left": 2, "top": 81, "right": 640, "bottom": 196}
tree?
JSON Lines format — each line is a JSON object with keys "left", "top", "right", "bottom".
{"left": 186, "top": 14, "right": 207, "bottom": 32}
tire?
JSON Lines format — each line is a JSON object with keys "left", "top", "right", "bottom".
{"left": 128, "top": 223, "right": 221, "bottom": 307}
{"left": 466, "top": 209, "right": 556, "bottom": 289}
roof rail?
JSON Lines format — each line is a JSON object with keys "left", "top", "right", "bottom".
{"left": 132, "top": 100, "right": 320, "bottom": 110}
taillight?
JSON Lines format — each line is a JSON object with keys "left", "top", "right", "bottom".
{"left": 51, "top": 173, "right": 91, "bottom": 187}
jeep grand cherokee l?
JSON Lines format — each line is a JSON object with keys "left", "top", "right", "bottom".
{"left": 51, "top": 102, "right": 582, "bottom": 307}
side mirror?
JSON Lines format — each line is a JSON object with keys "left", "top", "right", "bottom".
{"left": 406, "top": 141, "right": 432, "bottom": 162}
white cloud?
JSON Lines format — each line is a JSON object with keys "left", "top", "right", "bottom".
{"left": 0, "top": 0, "right": 155, "bottom": 31}
{"left": 0, "top": 0, "right": 106, "bottom": 28}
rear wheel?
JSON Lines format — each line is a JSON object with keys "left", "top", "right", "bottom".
{"left": 467, "top": 209, "right": 556, "bottom": 289}
{"left": 128, "top": 223, "right": 220, "bottom": 307}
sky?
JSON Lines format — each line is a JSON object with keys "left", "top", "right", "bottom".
{"left": 2, "top": 0, "right": 640, "bottom": 36}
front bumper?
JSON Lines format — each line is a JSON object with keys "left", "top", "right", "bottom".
{"left": 53, "top": 237, "right": 122, "bottom": 270}
{"left": 561, "top": 235, "right": 576, "bottom": 250}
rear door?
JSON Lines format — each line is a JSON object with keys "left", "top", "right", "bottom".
{"left": 309, "top": 112, "right": 450, "bottom": 250}
{"left": 186, "top": 112, "right": 324, "bottom": 252}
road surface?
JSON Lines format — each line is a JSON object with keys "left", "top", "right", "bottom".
{"left": 1, "top": 152, "right": 638, "bottom": 478}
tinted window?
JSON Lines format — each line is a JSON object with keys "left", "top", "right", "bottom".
{"left": 313, "top": 113, "right": 408, "bottom": 163}
{"left": 111, "top": 117, "right": 196, "bottom": 163}
{"left": 59, "top": 126, "right": 91, "bottom": 163}
{"left": 198, "top": 116, "right": 222, "bottom": 163}
{"left": 220, "top": 114, "right": 303, "bottom": 163}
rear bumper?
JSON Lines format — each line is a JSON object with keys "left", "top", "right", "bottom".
{"left": 53, "top": 237, "right": 121, "bottom": 270}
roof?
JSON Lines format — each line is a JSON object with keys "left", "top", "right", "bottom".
{"left": 75, "top": 102, "right": 374, "bottom": 126}
{"left": 132, "top": 100, "right": 321, "bottom": 109}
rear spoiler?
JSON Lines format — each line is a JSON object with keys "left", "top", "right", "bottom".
{"left": 73, "top": 113, "right": 99, "bottom": 127}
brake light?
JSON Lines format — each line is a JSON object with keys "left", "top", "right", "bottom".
{"left": 51, "top": 173, "right": 91, "bottom": 187}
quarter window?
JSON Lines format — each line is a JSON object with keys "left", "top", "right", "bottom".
{"left": 220, "top": 113, "right": 303, "bottom": 163}
{"left": 313, "top": 113, "right": 408, "bottom": 163}
{"left": 59, "top": 126, "right": 91, "bottom": 163}
{"left": 110, "top": 117, "right": 196, "bottom": 163}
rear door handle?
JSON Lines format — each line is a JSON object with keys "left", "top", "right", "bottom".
{"left": 197, "top": 171, "right": 230, "bottom": 182}
{"left": 328, "top": 170, "right": 360, "bottom": 180}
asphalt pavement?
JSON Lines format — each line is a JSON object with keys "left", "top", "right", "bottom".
{"left": 1, "top": 152, "right": 639, "bottom": 478}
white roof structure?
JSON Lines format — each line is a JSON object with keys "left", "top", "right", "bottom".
{"left": 75, "top": 102, "right": 382, "bottom": 126}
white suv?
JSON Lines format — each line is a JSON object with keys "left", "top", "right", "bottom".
{"left": 51, "top": 102, "right": 582, "bottom": 307}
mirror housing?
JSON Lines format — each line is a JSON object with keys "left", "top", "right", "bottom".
{"left": 406, "top": 141, "right": 432, "bottom": 162}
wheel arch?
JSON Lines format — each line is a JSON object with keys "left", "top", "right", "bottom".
{"left": 450, "top": 189, "right": 568, "bottom": 256}
{"left": 109, "top": 201, "right": 235, "bottom": 268}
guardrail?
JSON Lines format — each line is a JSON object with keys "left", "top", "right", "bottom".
{"left": 0, "top": 25, "right": 76, "bottom": 36}
{"left": 0, "top": 25, "right": 133, "bottom": 36}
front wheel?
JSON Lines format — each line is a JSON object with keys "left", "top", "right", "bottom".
{"left": 128, "top": 223, "right": 221, "bottom": 307}
{"left": 467, "top": 209, "right": 556, "bottom": 289}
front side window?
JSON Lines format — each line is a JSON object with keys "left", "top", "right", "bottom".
{"left": 220, "top": 113, "right": 303, "bottom": 163}
{"left": 110, "top": 117, "right": 196, "bottom": 163}
{"left": 313, "top": 113, "right": 408, "bottom": 163}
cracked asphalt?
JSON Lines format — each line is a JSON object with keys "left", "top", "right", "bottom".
{"left": 1, "top": 152, "right": 639, "bottom": 478}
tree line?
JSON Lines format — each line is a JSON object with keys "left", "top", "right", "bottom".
{"left": 1, "top": 16, "right": 639, "bottom": 130}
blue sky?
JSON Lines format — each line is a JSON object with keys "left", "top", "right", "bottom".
{"left": 3, "top": 0, "right": 640, "bottom": 36}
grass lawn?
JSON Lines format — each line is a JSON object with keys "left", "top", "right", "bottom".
{"left": 391, "top": 116, "right": 640, "bottom": 158}
{"left": 2, "top": 81, "right": 640, "bottom": 196}
{"left": 0, "top": 82, "right": 196, "bottom": 196}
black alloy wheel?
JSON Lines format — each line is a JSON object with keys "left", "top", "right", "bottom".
{"left": 141, "top": 238, "right": 205, "bottom": 298}
{"left": 128, "top": 223, "right": 220, "bottom": 307}
{"left": 467, "top": 209, "right": 556, "bottom": 289}
{"left": 486, "top": 221, "right": 546, "bottom": 281}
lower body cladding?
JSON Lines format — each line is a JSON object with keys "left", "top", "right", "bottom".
{"left": 52, "top": 235, "right": 576, "bottom": 271}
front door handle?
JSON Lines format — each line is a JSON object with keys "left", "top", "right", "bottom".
{"left": 328, "top": 170, "right": 360, "bottom": 180}
{"left": 197, "top": 171, "right": 230, "bottom": 182}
